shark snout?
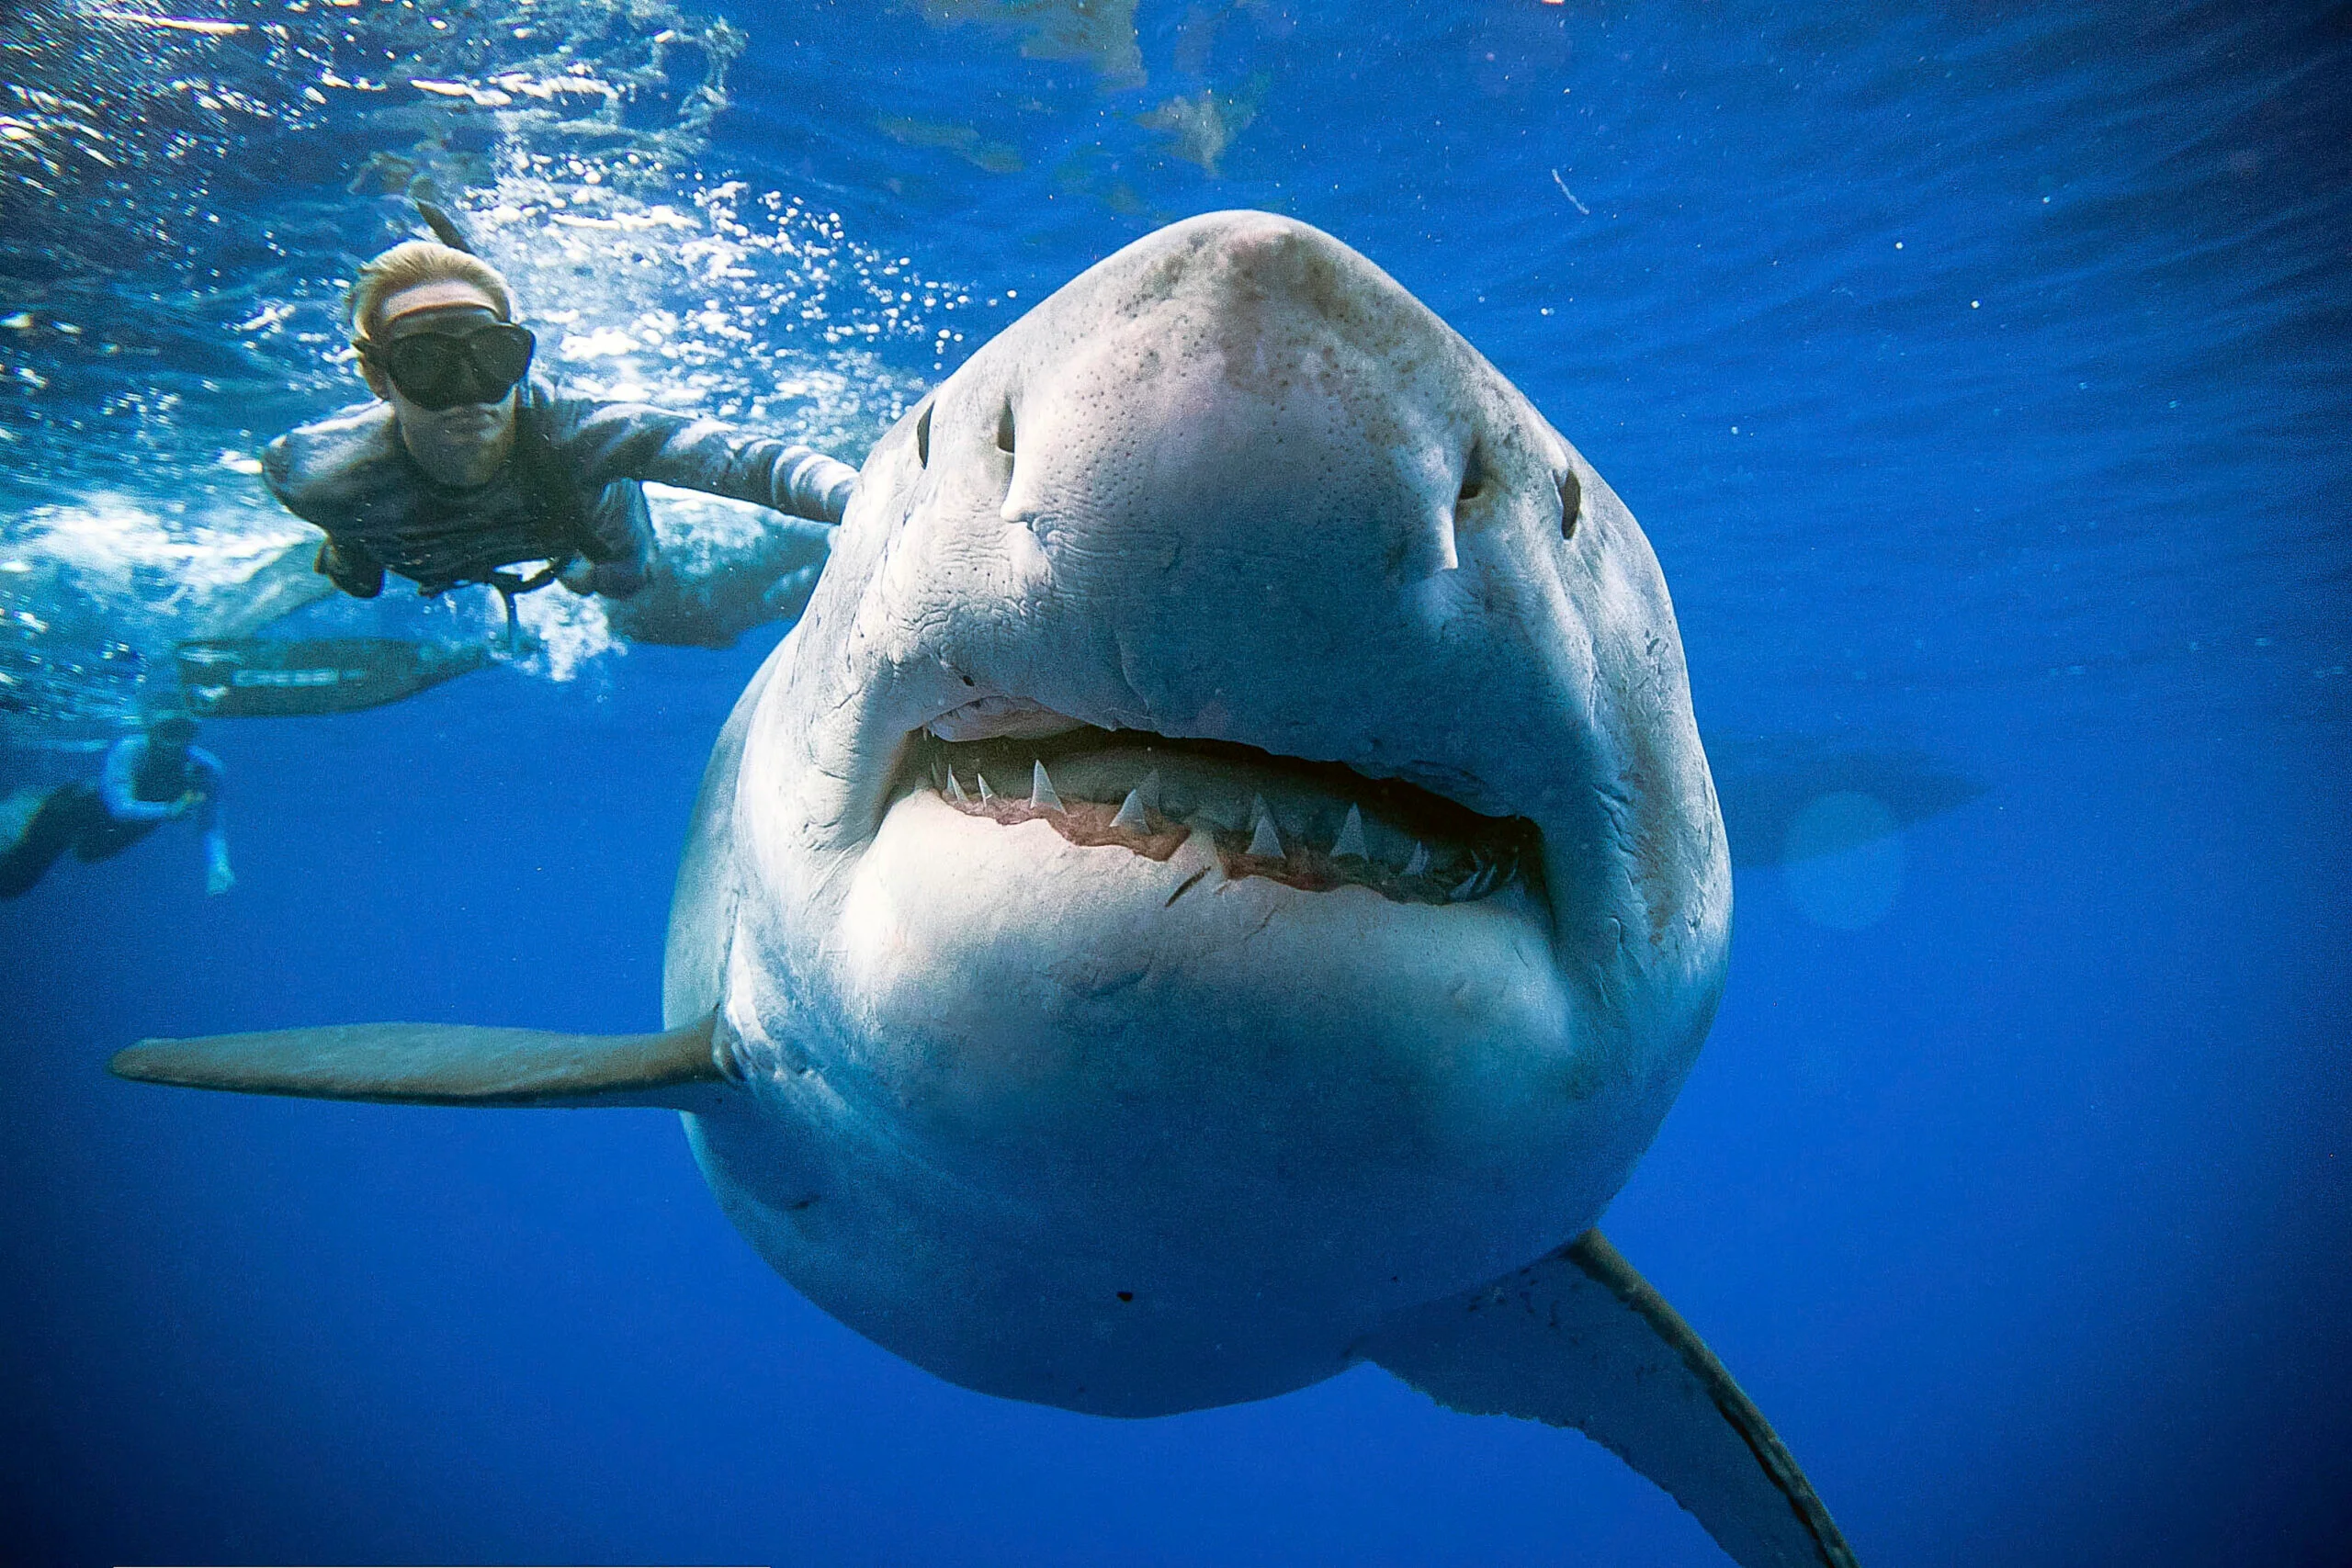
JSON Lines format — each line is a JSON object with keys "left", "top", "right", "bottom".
{"left": 956, "top": 212, "right": 1576, "bottom": 592}
{"left": 807, "top": 230, "right": 1600, "bottom": 858}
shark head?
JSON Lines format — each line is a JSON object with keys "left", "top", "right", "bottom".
{"left": 670, "top": 210, "right": 1731, "bottom": 1416}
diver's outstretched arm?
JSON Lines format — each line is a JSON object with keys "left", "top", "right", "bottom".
{"left": 189, "top": 747, "right": 232, "bottom": 894}
{"left": 552, "top": 397, "right": 858, "bottom": 525}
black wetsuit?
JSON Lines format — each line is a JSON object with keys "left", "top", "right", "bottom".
{"left": 0, "top": 736, "right": 220, "bottom": 898}
{"left": 260, "top": 376, "right": 855, "bottom": 599}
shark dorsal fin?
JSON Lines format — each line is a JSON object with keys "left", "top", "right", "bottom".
{"left": 110, "top": 1010, "right": 737, "bottom": 1111}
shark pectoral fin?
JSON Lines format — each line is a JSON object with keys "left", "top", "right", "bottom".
{"left": 1363, "top": 1230, "right": 1859, "bottom": 1568}
{"left": 109, "top": 1010, "right": 741, "bottom": 1112}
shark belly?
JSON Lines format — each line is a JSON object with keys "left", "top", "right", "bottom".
{"left": 678, "top": 771, "right": 1687, "bottom": 1415}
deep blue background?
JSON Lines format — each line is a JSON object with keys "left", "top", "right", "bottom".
{"left": 3, "top": 1, "right": 2347, "bottom": 1563}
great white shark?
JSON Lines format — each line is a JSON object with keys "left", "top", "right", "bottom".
{"left": 117, "top": 211, "right": 1860, "bottom": 1568}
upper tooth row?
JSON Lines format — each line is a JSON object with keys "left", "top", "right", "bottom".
{"left": 949, "top": 761, "right": 1162, "bottom": 820}
{"left": 944, "top": 761, "right": 1484, "bottom": 888}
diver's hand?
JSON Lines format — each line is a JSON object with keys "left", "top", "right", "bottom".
{"left": 559, "top": 553, "right": 650, "bottom": 600}
{"left": 315, "top": 538, "right": 385, "bottom": 599}
{"left": 170, "top": 791, "right": 203, "bottom": 819}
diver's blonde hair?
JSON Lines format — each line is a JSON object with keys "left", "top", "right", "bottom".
{"left": 345, "top": 241, "right": 516, "bottom": 345}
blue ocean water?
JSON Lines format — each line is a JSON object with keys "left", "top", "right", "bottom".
{"left": 1, "top": 0, "right": 2346, "bottom": 1562}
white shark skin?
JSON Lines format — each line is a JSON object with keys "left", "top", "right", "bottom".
{"left": 662, "top": 211, "right": 1730, "bottom": 1418}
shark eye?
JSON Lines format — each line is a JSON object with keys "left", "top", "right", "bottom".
{"left": 995, "top": 402, "right": 1017, "bottom": 456}
{"left": 914, "top": 403, "right": 933, "bottom": 468}
{"left": 1558, "top": 467, "right": 1582, "bottom": 540}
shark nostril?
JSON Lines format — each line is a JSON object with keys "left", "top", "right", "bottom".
{"left": 1558, "top": 467, "right": 1582, "bottom": 539}
{"left": 995, "top": 402, "right": 1016, "bottom": 456}
{"left": 1456, "top": 443, "right": 1487, "bottom": 505}
{"left": 914, "top": 404, "right": 932, "bottom": 468}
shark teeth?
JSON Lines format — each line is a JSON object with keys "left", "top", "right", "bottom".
{"left": 1031, "top": 760, "right": 1064, "bottom": 813}
{"left": 1331, "top": 804, "right": 1368, "bottom": 860}
{"left": 924, "top": 738, "right": 1531, "bottom": 906}
{"left": 1247, "top": 796, "right": 1283, "bottom": 859}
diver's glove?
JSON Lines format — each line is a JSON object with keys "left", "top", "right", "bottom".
{"left": 558, "top": 550, "right": 649, "bottom": 601}
{"left": 315, "top": 537, "right": 385, "bottom": 599}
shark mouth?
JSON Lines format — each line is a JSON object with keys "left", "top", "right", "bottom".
{"left": 902, "top": 725, "right": 1540, "bottom": 908}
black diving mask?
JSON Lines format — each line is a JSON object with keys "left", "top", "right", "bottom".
{"left": 364, "top": 321, "right": 537, "bottom": 411}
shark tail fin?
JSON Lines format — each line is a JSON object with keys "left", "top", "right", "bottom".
{"left": 110, "top": 1011, "right": 737, "bottom": 1112}
{"left": 1363, "top": 1229, "right": 1860, "bottom": 1568}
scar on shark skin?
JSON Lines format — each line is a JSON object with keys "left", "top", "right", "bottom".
{"left": 1164, "top": 868, "right": 1209, "bottom": 907}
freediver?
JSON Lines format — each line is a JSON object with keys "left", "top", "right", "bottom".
{"left": 0, "top": 714, "right": 232, "bottom": 898}
{"left": 260, "top": 237, "right": 856, "bottom": 619}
